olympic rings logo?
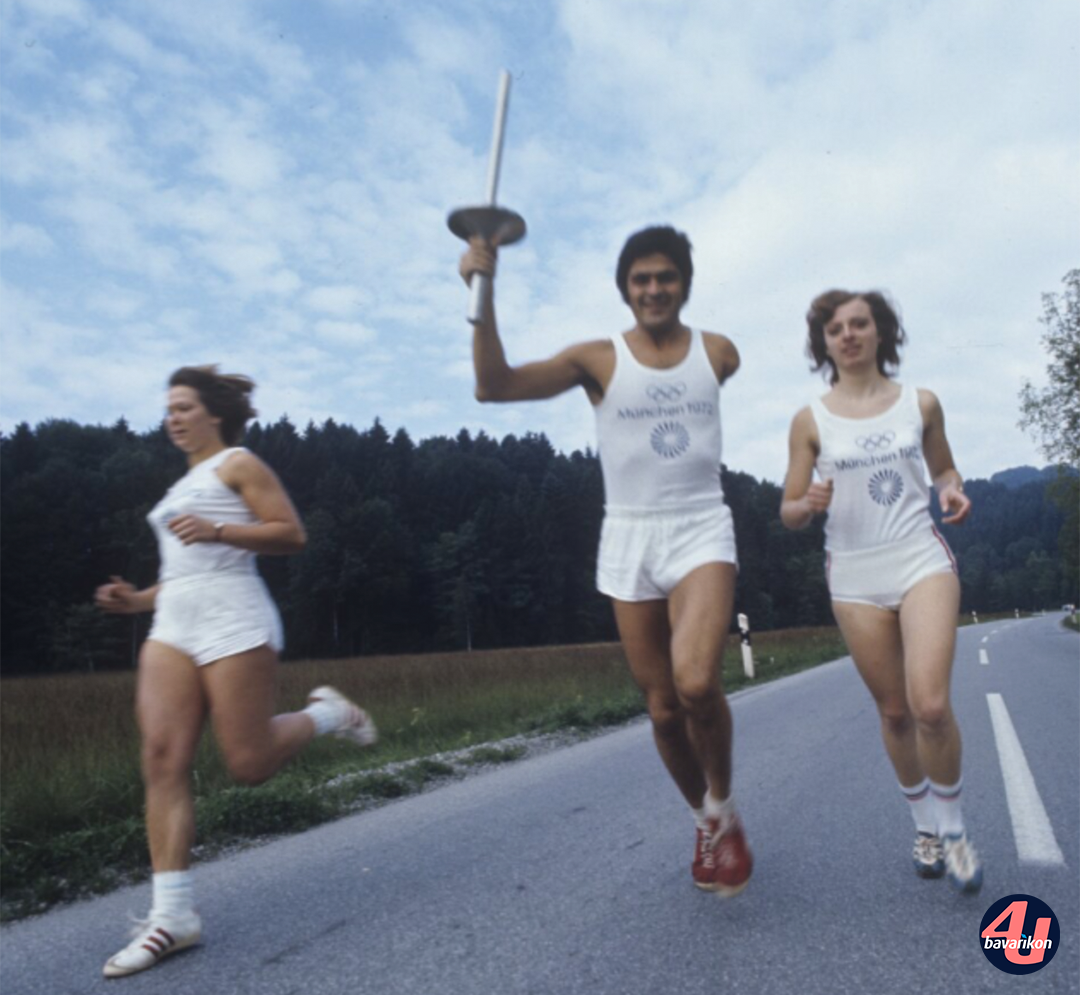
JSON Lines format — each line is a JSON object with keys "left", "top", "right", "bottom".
{"left": 855, "top": 431, "right": 896, "bottom": 451}
{"left": 646, "top": 382, "right": 687, "bottom": 403}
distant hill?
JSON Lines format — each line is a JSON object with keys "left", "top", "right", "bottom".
{"left": 989, "top": 465, "right": 1077, "bottom": 489}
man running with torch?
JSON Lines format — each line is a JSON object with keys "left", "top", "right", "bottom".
{"left": 457, "top": 225, "right": 752, "bottom": 895}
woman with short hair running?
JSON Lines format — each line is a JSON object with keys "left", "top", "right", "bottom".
{"left": 780, "top": 290, "right": 983, "bottom": 893}
{"left": 95, "top": 365, "right": 376, "bottom": 978}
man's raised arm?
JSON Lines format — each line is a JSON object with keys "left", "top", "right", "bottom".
{"left": 460, "top": 238, "right": 599, "bottom": 403}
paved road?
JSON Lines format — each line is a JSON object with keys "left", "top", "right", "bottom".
{"left": 2, "top": 613, "right": 1076, "bottom": 994}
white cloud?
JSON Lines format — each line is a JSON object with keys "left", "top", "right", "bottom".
{"left": 191, "top": 101, "right": 289, "bottom": 191}
{"left": 96, "top": 14, "right": 192, "bottom": 76}
{"left": 85, "top": 285, "right": 147, "bottom": 320}
{"left": 0, "top": 219, "right": 54, "bottom": 255}
{"left": 313, "top": 320, "right": 378, "bottom": 346}
{"left": 306, "top": 284, "right": 370, "bottom": 315}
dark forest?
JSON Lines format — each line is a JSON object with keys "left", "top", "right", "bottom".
{"left": 1, "top": 417, "right": 1074, "bottom": 674}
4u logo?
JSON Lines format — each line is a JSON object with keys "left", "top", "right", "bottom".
{"left": 980, "top": 894, "right": 1060, "bottom": 975}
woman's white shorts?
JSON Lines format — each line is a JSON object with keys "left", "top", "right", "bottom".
{"left": 596, "top": 502, "right": 738, "bottom": 602}
{"left": 148, "top": 572, "right": 284, "bottom": 666}
{"left": 826, "top": 527, "right": 957, "bottom": 611}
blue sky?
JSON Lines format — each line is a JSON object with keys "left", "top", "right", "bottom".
{"left": 2, "top": 0, "right": 1077, "bottom": 484}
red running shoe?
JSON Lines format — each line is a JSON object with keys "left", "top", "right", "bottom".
{"left": 703, "top": 816, "right": 753, "bottom": 896}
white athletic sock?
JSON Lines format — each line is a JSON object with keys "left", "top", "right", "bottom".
{"left": 929, "top": 778, "right": 965, "bottom": 837}
{"left": 151, "top": 870, "right": 195, "bottom": 920}
{"left": 900, "top": 778, "right": 937, "bottom": 835}
{"left": 303, "top": 700, "right": 341, "bottom": 737}
{"left": 703, "top": 792, "right": 737, "bottom": 829}
{"left": 691, "top": 805, "right": 710, "bottom": 832}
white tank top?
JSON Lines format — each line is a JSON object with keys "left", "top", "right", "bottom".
{"left": 810, "top": 384, "right": 934, "bottom": 553}
{"left": 594, "top": 328, "right": 725, "bottom": 510}
{"left": 148, "top": 448, "right": 260, "bottom": 582}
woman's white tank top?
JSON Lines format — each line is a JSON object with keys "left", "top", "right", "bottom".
{"left": 594, "top": 328, "right": 725, "bottom": 510}
{"left": 810, "top": 384, "right": 934, "bottom": 553}
{"left": 147, "top": 447, "right": 260, "bottom": 582}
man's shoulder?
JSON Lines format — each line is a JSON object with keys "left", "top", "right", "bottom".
{"left": 563, "top": 337, "right": 615, "bottom": 363}
{"left": 575, "top": 336, "right": 617, "bottom": 351}
{"left": 699, "top": 330, "right": 739, "bottom": 380}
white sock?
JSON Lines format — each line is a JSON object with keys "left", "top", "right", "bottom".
{"left": 703, "top": 792, "right": 737, "bottom": 829}
{"left": 930, "top": 778, "right": 965, "bottom": 837}
{"left": 691, "top": 805, "right": 709, "bottom": 832}
{"left": 303, "top": 700, "right": 340, "bottom": 737}
{"left": 900, "top": 778, "right": 937, "bottom": 835}
{"left": 151, "top": 870, "right": 195, "bottom": 919}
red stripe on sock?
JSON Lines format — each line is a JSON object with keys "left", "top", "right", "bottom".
{"left": 930, "top": 785, "right": 962, "bottom": 801}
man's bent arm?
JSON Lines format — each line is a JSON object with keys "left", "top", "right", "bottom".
{"left": 465, "top": 245, "right": 597, "bottom": 403}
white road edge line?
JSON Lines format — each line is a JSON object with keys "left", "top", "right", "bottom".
{"left": 986, "top": 693, "right": 1065, "bottom": 866}
{"left": 979, "top": 648, "right": 990, "bottom": 665}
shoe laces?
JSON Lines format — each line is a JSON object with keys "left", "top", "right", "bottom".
{"left": 125, "top": 915, "right": 154, "bottom": 941}
{"left": 125, "top": 912, "right": 195, "bottom": 942}
{"left": 913, "top": 834, "right": 943, "bottom": 863}
{"left": 695, "top": 827, "right": 717, "bottom": 869}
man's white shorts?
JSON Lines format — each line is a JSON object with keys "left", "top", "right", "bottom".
{"left": 148, "top": 572, "right": 284, "bottom": 666}
{"left": 827, "top": 526, "right": 957, "bottom": 611}
{"left": 596, "top": 501, "right": 738, "bottom": 602}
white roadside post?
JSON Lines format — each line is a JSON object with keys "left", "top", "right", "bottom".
{"left": 447, "top": 70, "right": 527, "bottom": 324}
{"left": 971, "top": 610, "right": 979, "bottom": 626}
{"left": 737, "top": 613, "right": 755, "bottom": 679}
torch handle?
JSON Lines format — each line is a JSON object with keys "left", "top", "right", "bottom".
{"left": 469, "top": 274, "right": 491, "bottom": 325}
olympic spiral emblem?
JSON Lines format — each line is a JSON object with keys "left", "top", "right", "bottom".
{"left": 855, "top": 430, "right": 896, "bottom": 452}
{"left": 651, "top": 421, "right": 691, "bottom": 459}
{"left": 868, "top": 468, "right": 904, "bottom": 506}
{"left": 646, "top": 381, "right": 687, "bottom": 403}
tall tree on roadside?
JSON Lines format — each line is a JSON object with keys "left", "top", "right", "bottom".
{"left": 1018, "top": 268, "right": 1080, "bottom": 597}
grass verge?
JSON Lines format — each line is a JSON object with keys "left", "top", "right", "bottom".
{"left": 1, "top": 628, "right": 846, "bottom": 921}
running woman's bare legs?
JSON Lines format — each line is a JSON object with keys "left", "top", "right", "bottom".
{"left": 137, "top": 641, "right": 207, "bottom": 872}
{"left": 899, "top": 571, "right": 962, "bottom": 785}
{"left": 831, "top": 601, "right": 924, "bottom": 786}
{"left": 202, "top": 645, "right": 316, "bottom": 785}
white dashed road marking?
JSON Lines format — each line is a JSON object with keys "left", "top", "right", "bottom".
{"left": 979, "top": 648, "right": 989, "bottom": 665}
{"left": 986, "top": 693, "right": 1065, "bottom": 866}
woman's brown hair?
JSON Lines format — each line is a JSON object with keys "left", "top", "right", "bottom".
{"left": 168, "top": 365, "right": 257, "bottom": 446}
{"left": 806, "top": 289, "right": 906, "bottom": 384}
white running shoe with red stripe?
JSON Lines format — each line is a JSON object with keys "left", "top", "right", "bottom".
{"left": 103, "top": 912, "right": 202, "bottom": 978}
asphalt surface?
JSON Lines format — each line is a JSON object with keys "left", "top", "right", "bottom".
{"left": 2, "top": 613, "right": 1076, "bottom": 995}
